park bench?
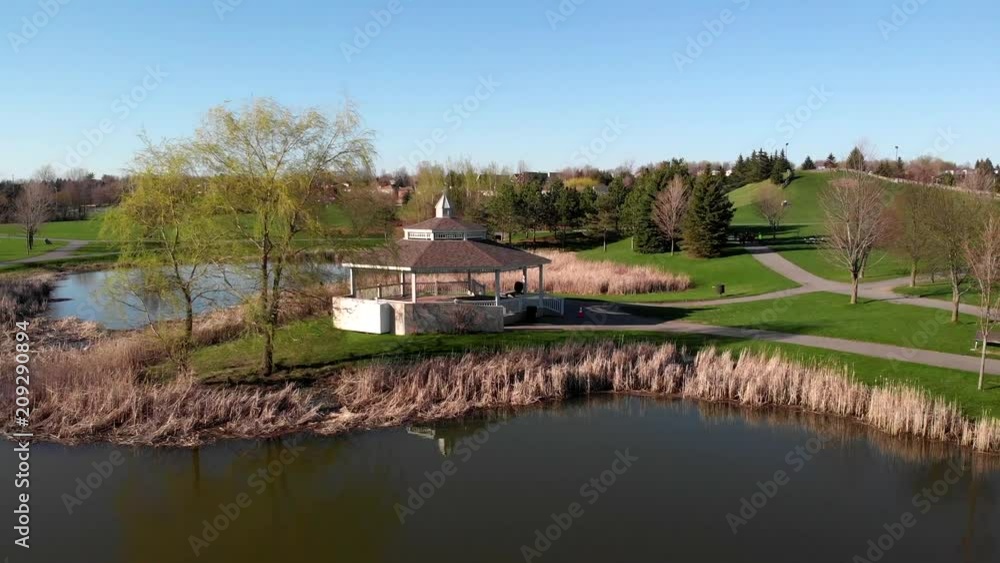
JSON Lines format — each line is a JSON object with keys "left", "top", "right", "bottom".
{"left": 973, "top": 329, "right": 1000, "bottom": 352}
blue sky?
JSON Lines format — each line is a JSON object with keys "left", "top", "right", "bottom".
{"left": 1, "top": 0, "right": 997, "bottom": 179}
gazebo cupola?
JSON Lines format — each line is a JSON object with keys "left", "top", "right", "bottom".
{"left": 402, "top": 192, "right": 489, "bottom": 241}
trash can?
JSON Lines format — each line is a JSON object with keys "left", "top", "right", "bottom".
{"left": 716, "top": 284, "right": 726, "bottom": 296}
{"left": 526, "top": 306, "right": 538, "bottom": 322}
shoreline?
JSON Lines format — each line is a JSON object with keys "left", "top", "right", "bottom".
{"left": 4, "top": 341, "right": 999, "bottom": 456}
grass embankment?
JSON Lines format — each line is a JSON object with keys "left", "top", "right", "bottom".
{"left": 577, "top": 239, "right": 798, "bottom": 302}
{"left": 333, "top": 342, "right": 1000, "bottom": 452}
{"left": 187, "top": 315, "right": 1000, "bottom": 418}
{"left": 668, "top": 291, "right": 983, "bottom": 357}
{"left": 10, "top": 334, "right": 1000, "bottom": 449}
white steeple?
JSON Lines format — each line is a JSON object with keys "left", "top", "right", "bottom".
{"left": 435, "top": 192, "right": 453, "bottom": 218}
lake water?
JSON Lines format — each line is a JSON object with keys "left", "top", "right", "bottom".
{"left": 47, "top": 265, "right": 347, "bottom": 329}
{"left": 2, "top": 396, "right": 998, "bottom": 562}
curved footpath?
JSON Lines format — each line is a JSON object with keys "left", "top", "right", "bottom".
{"left": 515, "top": 246, "right": 997, "bottom": 376}
{"left": 512, "top": 302, "right": 1000, "bottom": 376}
{"left": 0, "top": 238, "right": 117, "bottom": 268}
{"left": 655, "top": 247, "right": 988, "bottom": 319}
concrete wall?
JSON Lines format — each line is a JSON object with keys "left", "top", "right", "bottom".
{"left": 391, "top": 302, "right": 504, "bottom": 335}
{"left": 331, "top": 297, "right": 394, "bottom": 334}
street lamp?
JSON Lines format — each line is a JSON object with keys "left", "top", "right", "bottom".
{"left": 895, "top": 145, "right": 899, "bottom": 161}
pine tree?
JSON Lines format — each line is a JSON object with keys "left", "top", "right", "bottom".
{"left": 825, "top": 153, "right": 838, "bottom": 169}
{"left": 682, "top": 171, "right": 734, "bottom": 258}
{"left": 846, "top": 147, "right": 866, "bottom": 171}
{"left": 801, "top": 156, "right": 816, "bottom": 170}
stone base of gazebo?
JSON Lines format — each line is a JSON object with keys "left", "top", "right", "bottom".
{"left": 332, "top": 297, "right": 506, "bottom": 335}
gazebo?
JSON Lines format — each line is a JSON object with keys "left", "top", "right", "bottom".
{"left": 334, "top": 194, "right": 563, "bottom": 335}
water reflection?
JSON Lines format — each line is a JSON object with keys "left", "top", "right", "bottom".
{"left": 2, "top": 397, "right": 999, "bottom": 562}
{"left": 47, "top": 264, "right": 346, "bottom": 329}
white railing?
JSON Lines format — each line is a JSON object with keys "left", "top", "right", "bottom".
{"left": 539, "top": 296, "right": 564, "bottom": 316}
{"left": 457, "top": 295, "right": 564, "bottom": 317}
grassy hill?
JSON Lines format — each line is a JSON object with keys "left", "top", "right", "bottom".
{"left": 729, "top": 171, "right": 917, "bottom": 282}
{"left": 730, "top": 172, "right": 833, "bottom": 226}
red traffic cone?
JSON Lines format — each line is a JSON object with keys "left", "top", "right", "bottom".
{"left": 577, "top": 306, "right": 585, "bottom": 319}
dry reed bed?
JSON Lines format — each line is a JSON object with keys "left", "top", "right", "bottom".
{"left": 331, "top": 342, "right": 1000, "bottom": 454}
{"left": 508, "top": 251, "right": 691, "bottom": 295}
{"left": 427, "top": 251, "right": 691, "bottom": 296}
{"left": 0, "top": 275, "right": 55, "bottom": 328}
{"left": 0, "top": 285, "right": 343, "bottom": 446}
{"left": 4, "top": 340, "right": 999, "bottom": 452}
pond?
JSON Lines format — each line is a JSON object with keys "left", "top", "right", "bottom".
{"left": 2, "top": 396, "right": 998, "bottom": 562}
{"left": 47, "top": 265, "right": 347, "bottom": 330}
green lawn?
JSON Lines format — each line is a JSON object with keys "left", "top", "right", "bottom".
{"left": 729, "top": 172, "right": 835, "bottom": 226}
{"left": 577, "top": 238, "right": 799, "bottom": 302}
{"left": 894, "top": 282, "right": 983, "bottom": 306}
{"left": 186, "top": 318, "right": 999, "bottom": 418}
{"left": 0, "top": 238, "right": 67, "bottom": 261}
{"left": 670, "top": 291, "right": 983, "bottom": 357}
{"left": 777, "top": 244, "right": 911, "bottom": 283}
{"left": 0, "top": 217, "right": 105, "bottom": 240}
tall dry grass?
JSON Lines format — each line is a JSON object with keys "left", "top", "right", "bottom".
{"left": 506, "top": 251, "right": 691, "bottom": 295}
{"left": 330, "top": 342, "right": 1000, "bottom": 454}
{"left": 0, "top": 275, "right": 55, "bottom": 328}
{"left": 424, "top": 251, "right": 691, "bottom": 296}
{"left": 5, "top": 338, "right": 999, "bottom": 452}
{"left": 0, "top": 284, "right": 343, "bottom": 446}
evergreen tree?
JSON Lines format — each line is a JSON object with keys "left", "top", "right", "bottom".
{"left": 606, "top": 175, "right": 629, "bottom": 231}
{"left": 846, "top": 147, "right": 866, "bottom": 171}
{"left": 682, "top": 171, "right": 734, "bottom": 258}
{"left": 825, "top": 153, "right": 838, "bottom": 169}
{"left": 487, "top": 179, "right": 522, "bottom": 242}
{"left": 621, "top": 182, "right": 664, "bottom": 253}
{"left": 801, "top": 156, "right": 816, "bottom": 170}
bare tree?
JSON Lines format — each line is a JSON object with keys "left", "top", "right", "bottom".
{"left": 887, "top": 186, "right": 935, "bottom": 287}
{"left": 964, "top": 210, "right": 1000, "bottom": 390}
{"left": 64, "top": 167, "right": 92, "bottom": 182}
{"left": 652, "top": 176, "right": 688, "bottom": 255}
{"left": 753, "top": 184, "right": 787, "bottom": 239}
{"left": 14, "top": 182, "right": 53, "bottom": 251}
{"left": 821, "top": 172, "right": 891, "bottom": 304}
{"left": 962, "top": 168, "right": 997, "bottom": 194}
{"left": 927, "top": 191, "right": 980, "bottom": 322}
{"left": 33, "top": 164, "right": 57, "bottom": 184}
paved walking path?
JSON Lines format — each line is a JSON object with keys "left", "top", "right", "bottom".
{"left": 1, "top": 239, "right": 89, "bottom": 265}
{"left": 666, "top": 246, "right": 988, "bottom": 319}
{"left": 0, "top": 237, "right": 117, "bottom": 268}
{"left": 512, "top": 305, "right": 1000, "bottom": 376}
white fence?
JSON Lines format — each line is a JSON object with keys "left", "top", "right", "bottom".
{"left": 458, "top": 294, "right": 564, "bottom": 317}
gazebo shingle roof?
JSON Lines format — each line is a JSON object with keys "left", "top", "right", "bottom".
{"left": 344, "top": 239, "right": 550, "bottom": 273}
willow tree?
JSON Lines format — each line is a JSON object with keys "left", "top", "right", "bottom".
{"left": 193, "top": 98, "right": 375, "bottom": 377}
{"left": 102, "top": 137, "right": 218, "bottom": 353}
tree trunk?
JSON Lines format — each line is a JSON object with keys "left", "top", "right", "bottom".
{"left": 910, "top": 262, "right": 918, "bottom": 288}
{"left": 260, "top": 247, "right": 273, "bottom": 377}
{"left": 603, "top": 231, "right": 607, "bottom": 252}
{"left": 979, "top": 337, "right": 988, "bottom": 391}
{"left": 851, "top": 275, "right": 859, "bottom": 305}
{"left": 670, "top": 239, "right": 675, "bottom": 256}
{"left": 952, "top": 288, "right": 961, "bottom": 323}
{"left": 631, "top": 236, "right": 635, "bottom": 251}
{"left": 26, "top": 231, "right": 34, "bottom": 251}
{"left": 184, "top": 297, "right": 194, "bottom": 345}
